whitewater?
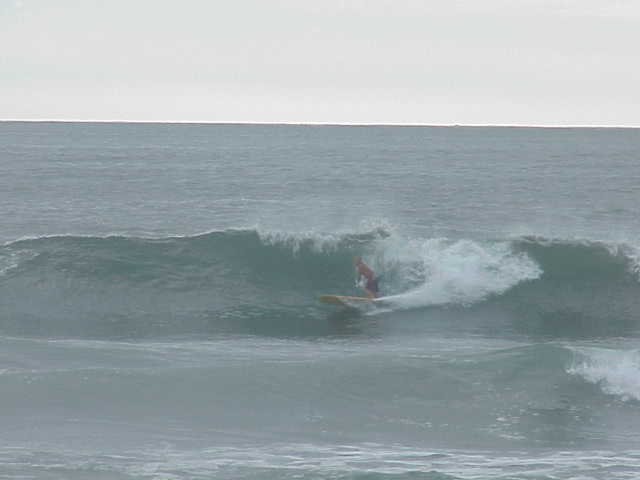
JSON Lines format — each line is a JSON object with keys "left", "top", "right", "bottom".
{"left": 1, "top": 122, "right": 640, "bottom": 479}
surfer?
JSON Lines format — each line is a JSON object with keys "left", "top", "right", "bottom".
{"left": 354, "top": 256, "right": 379, "bottom": 298}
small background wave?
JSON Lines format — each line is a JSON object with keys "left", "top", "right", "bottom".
{"left": 568, "top": 345, "right": 640, "bottom": 402}
{"left": 2, "top": 335, "right": 639, "bottom": 453}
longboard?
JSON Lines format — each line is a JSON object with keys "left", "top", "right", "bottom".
{"left": 319, "top": 295, "right": 375, "bottom": 307}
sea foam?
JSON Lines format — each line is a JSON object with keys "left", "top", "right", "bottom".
{"left": 568, "top": 346, "right": 640, "bottom": 401}
{"left": 373, "top": 236, "right": 542, "bottom": 309}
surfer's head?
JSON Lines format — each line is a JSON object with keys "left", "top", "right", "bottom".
{"left": 353, "top": 256, "right": 363, "bottom": 266}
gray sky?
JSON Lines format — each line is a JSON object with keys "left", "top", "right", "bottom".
{"left": 2, "top": 0, "right": 639, "bottom": 125}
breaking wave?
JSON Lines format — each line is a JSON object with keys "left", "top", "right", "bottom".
{"left": 1, "top": 229, "right": 639, "bottom": 339}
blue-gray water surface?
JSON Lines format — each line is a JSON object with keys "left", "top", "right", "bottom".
{"left": 1, "top": 122, "right": 639, "bottom": 479}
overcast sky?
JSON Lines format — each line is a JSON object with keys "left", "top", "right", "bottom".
{"left": 1, "top": 0, "right": 639, "bottom": 125}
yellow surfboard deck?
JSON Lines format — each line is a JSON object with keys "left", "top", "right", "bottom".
{"left": 319, "top": 295, "right": 375, "bottom": 307}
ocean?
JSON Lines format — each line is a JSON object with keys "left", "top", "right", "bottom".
{"left": 1, "top": 121, "right": 639, "bottom": 479}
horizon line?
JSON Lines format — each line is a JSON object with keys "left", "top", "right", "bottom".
{"left": 2, "top": 119, "right": 640, "bottom": 129}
